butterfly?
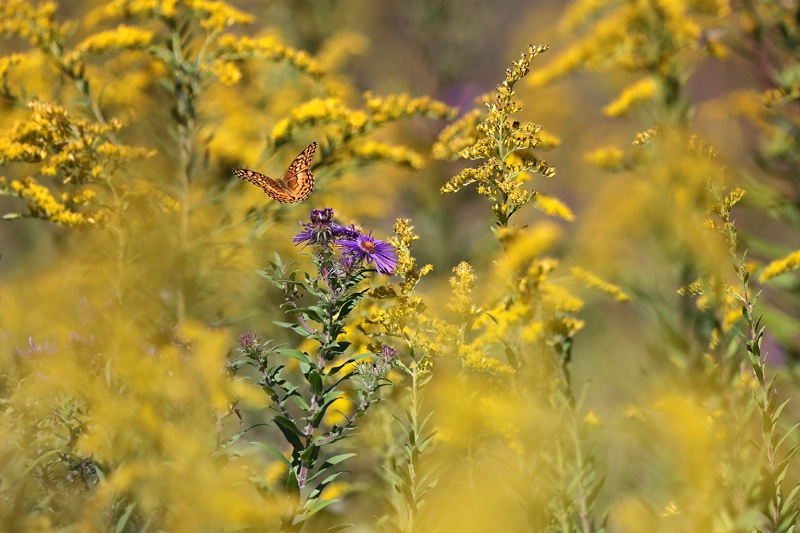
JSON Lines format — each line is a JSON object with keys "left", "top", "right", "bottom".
{"left": 233, "top": 141, "right": 317, "bottom": 203}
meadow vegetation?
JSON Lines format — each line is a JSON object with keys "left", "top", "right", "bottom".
{"left": 1, "top": 1, "right": 799, "bottom": 531}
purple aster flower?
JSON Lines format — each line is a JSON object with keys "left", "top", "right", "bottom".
{"left": 337, "top": 231, "right": 397, "bottom": 275}
{"left": 294, "top": 208, "right": 358, "bottom": 246}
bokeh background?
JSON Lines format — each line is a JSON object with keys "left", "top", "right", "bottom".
{"left": 1, "top": 0, "right": 799, "bottom": 531}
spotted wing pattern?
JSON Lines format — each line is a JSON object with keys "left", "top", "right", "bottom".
{"left": 233, "top": 141, "right": 317, "bottom": 203}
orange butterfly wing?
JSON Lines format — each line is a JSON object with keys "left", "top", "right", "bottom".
{"left": 233, "top": 141, "right": 317, "bottom": 203}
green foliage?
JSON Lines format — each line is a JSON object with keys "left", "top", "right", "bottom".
{"left": 1, "top": 2, "right": 800, "bottom": 532}
{"left": 232, "top": 209, "right": 397, "bottom": 530}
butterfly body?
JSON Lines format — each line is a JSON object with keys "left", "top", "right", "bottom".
{"left": 233, "top": 141, "right": 317, "bottom": 203}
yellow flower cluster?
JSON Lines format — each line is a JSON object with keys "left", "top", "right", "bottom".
{"left": 364, "top": 219, "right": 437, "bottom": 357}
{"left": 9, "top": 176, "right": 103, "bottom": 227}
{"left": 427, "top": 268, "right": 517, "bottom": 376}
{"left": 103, "top": 0, "right": 252, "bottom": 32}
{"left": 0, "top": 100, "right": 151, "bottom": 183}
{"left": 603, "top": 77, "right": 657, "bottom": 117}
{"left": 271, "top": 97, "right": 360, "bottom": 144}
{"left": 187, "top": 0, "right": 253, "bottom": 31}
{"left": 632, "top": 127, "right": 659, "bottom": 145}
{"left": 64, "top": 25, "right": 154, "bottom": 67}
{"left": 534, "top": 193, "right": 575, "bottom": 221}
{"left": 436, "top": 45, "right": 563, "bottom": 227}
{"left": 570, "top": 266, "right": 630, "bottom": 302}
{"left": 495, "top": 222, "right": 562, "bottom": 280}
{"left": 271, "top": 93, "right": 455, "bottom": 147}
{"left": 457, "top": 342, "right": 514, "bottom": 376}
{"left": 350, "top": 141, "right": 424, "bottom": 169}
{"left": 432, "top": 109, "right": 482, "bottom": 160}
{"left": 0, "top": 0, "right": 70, "bottom": 47}
{"left": 584, "top": 146, "right": 626, "bottom": 170}
{"left": 760, "top": 249, "right": 800, "bottom": 282}
{"left": 363, "top": 91, "right": 457, "bottom": 124}
{"left": 677, "top": 280, "right": 704, "bottom": 296}
{"left": 316, "top": 31, "right": 369, "bottom": 71}
{"left": 447, "top": 262, "right": 482, "bottom": 326}
{"left": 438, "top": 249, "right": 589, "bottom": 378}
{"left": 533, "top": 0, "right": 729, "bottom": 87}
{"left": 216, "top": 34, "right": 327, "bottom": 82}
{"left": 543, "top": 284, "right": 585, "bottom": 315}
{"left": 207, "top": 60, "right": 241, "bottom": 85}
{"left": 0, "top": 54, "right": 25, "bottom": 80}
{"left": 0, "top": 100, "right": 152, "bottom": 226}
{"left": 103, "top": 0, "right": 179, "bottom": 18}
{"left": 442, "top": 157, "right": 500, "bottom": 194}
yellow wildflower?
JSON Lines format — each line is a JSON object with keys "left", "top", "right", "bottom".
{"left": 603, "top": 77, "right": 657, "bottom": 117}
{"left": 570, "top": 266, "right": 630, "bottom": 302}
{"left": 542, "top": 285, "right": 585, "bottom": 315}
{"left": 760, "top": 249, "right": 800, "bottom": 282}
{"left": 0, "top": 54, "right": 25, "bottom": 79}
{"left": 216, "top": 34, "right": 327, "bottom": 81}
{"left": 584, "top": 146, "right": 625, "bottom": 170}
{"left": 65, "top": 25, "right": 153, "bottom": 66}
{"left": 534, "top": 193, "right": 575, "bottom": 221}
{"left": 458, "top": 343, "right": 514, "bottom": 376}
{"left": 185, "top": 0, "right": 253, "bottom": 31}
{"left": 584, "top": 410, "right": 602, "bottom": 427}
{"left": 316, "top": 31, "right": 369, "bottom": 70}
{"left": 0, "top": 0, "right": 70, "bottom": 47}
{"left": 271, "top": 97, "right": 350, "bottom": 144}
{"left": 103, "top": 0, "right": 179, "bottom": 19}
{"left": 363, "top": 91, "right": 456, "bottom": 125}
{"left": 433, "top": 109, "right": 482, "bottom": 160}
{"left": 448, "top": 262, "right": 482, "bottom": 324}
{"left": 9, "top": 177, "right": 101, "bottom": 228}
{"left": 350, "top": 141, "right": 423, "bottom": 169}
{"left": 632, "top": 127, "right": 658, "bottom": 145}
{"left": 677, "top": 280, "right": 704, "bottom": 296}
{"left": 495, "top": 222, "right": 562, "bottom": 281}
{"left": 207, "top": 60, "right": 242, "bottom": 85}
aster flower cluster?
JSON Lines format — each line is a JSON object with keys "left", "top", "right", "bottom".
{"left": 294, "top": 207, "right": 397, "bottom": 275}
{"left": 237, "top": 207, "right": 399, "bottom": 528}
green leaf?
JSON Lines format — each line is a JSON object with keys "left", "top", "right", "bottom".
{"left": 251, "top": 441, "right": 291, "bottom": 467}
{"left": 775, "top": 398, "right": 793, "bottom": 420}
{"left": 300, "top": 444, "right": 318, "bottom": 463}
{"left": 326, "top": 341, "right": 352, "bottom": 357}
{"left": 276, "top": 348, "right": 313, "bottom": 365}
{"left": 286, "top": 470, "right": 300, "bottom": 496}
{"left": 504, "top": 343, "right": 519, "bottom": 370}
{"left": 308, "top": 370, "right": 323, "bottom": 395}
{"left": 324, "top": 524, "right": 354, "bottom": 532}
{"left": 272, "top": 321, "right": 314, "bottom": 338}
{"left": 369, "top": 285, "right": 397, "bottom": 299}
{"left": 318, "top": 452, "right": 356, "bottom": 468}
{"left": 312, "top": 395, "right": 344, "bottom": 427}
{"left": 291, "top": 394, "right": 311, "bottom": 411}
{"left": 310, "top": 470, "right": 347, "bottom": 490}
{"left": 115, "top": 503, "right": 136, "bottom": 533}
{"left": 273, "top": 416, "right": 306, "bottom": 451}
{"left": 327, "top": 353, "right": 370, "bottom": 376}
{"left": 336, "top": 291, "right": 368, "bottom": 319}
{"left": 287, "top": 305, "right": 326, "bottom": 323}
{"left": 301, "top": 497, "right": 339, "bottom": 519}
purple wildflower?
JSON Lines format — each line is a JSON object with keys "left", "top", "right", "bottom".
{"left": 294, "top": 208, "right": 357, "bottom": 246}
{"left": 337, "top": 231, "right": 397, "bottom": 275}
